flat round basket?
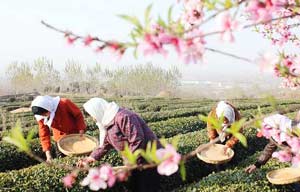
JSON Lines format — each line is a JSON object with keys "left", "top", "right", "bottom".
{"left": 58, "top": 134, "right": 98, "bottom": 156}
{"left": 267, "top": 167, "right": 300, "bottom": 185}
{"left": 196, "top": 144, "right": 234, "bottom": 164}
{"left": 10, "top": 107, "right": 31, "bottom": 114}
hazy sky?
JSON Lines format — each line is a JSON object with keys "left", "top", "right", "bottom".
{"left": 0, "top": 0, "right": 281, "bottom": 83}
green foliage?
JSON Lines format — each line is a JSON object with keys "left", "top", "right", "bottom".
{"left": 226, "top": 118, "right": 247, "bottom": 147}
{"left": 120, "top": 143, "right": 142, "bottom": 165}
{"left": 179, "top": 161, "right": 186, "bottom": 181}
{"left": 0, "top": 153, "right": 125, "bottom": 192}
{"left": 140, "top": 141, "right": 160, "bottom": 164}
{"left": 175, "top": 158, "right": 294, "bottom": 192}
{"left": 149, "top": 116, "right": 206, "bottom": 138}
{"left": 3, "top": 120, "right": 31, "bottom": 153}
{"left": 0, "top": 138, "right": 49, "bottom": 172}
{"left": 144, "top": 4, "right": 152, "bottom": 31}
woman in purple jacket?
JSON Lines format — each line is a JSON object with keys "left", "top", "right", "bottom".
{"left": 77, "top": 97, "right": 162, "bottom": 192}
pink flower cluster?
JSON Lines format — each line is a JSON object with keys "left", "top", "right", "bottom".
{"left": 80, "top": 164, "right": 116, "bottom": 191}
{"left": 245, "top": 0, "right": 280, "bottom": 23}
{"left": 260, "top": 114, "right": 292, "bottom": 143}
{"left": 62, "top": 172, "right": 77, "bottom": 188}
{"left": 248, "top": 1, "right": 300, "bottom": 48}
{"left": 259, "top": 114, "right": 300, "bottom": 167}
{"left": 139, "top": 25, "right": 206, "bottom": 64}
{"left": 156, "top": 144, "right": 181, "bottom": 176}
{"left": 217, "top": 13, "right": 239, "bottom": 43}
{"left": 181, "top": 0, "right": 204, "bottom": 27}
{"left": 63, "top": 33, "right": 126, "bottom": 59}
{"left": 274, "top": 55, "right": 300, "bottom": 88}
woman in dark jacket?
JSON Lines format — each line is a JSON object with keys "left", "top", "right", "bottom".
{"left": 245, "top": 114, "right": 295, "bottom": 173}
{"left": 77, "top": 98, "right": 162, "bottom": 192}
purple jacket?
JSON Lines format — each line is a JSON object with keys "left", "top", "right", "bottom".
{"left": 90, "top": 108, "right": 161, "bottom": 163}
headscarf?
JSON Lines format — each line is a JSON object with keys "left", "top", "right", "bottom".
{"left": 31, "top": 95, "right": 60, "bottom": 128}
{"left": 83, "top": 98, "right": 120, "bottom": 147}
{"left": 263, "top": 114, "right": 292, "bottom": 142}
{"left": 216, "top": 101, "right": 235, "bottom": 125}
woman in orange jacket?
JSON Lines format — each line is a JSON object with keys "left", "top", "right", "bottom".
{"left": 207, "top": 101, "right": 242, "bottom": 154}
{"left": 31, "top": 95, "right": 86, "bottom": 162}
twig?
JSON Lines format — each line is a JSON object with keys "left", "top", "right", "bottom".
{"left": 185, "top": 0, "right": 247, "bottom": 32}
{"left": 243, "top": 13, "right": 300, "bottom": 29}
{"left": 41, "top": 21, "right": 109, "bottom": 45}
{"left": 205, "top": 47, "right": 253, "bottom": 63}
{"left": 202, "top": 13, "right": 300, "bottom": 38}
{"left": 25, "top": 150, "right": 89, "bottom": 172}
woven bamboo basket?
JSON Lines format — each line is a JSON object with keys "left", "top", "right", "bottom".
{"left": 267, "top": 167, "right": 300, "bottom": 185}
{"left": 57, "top": 134, "right": 98, "bottom": 156}
{"left": 196, "top": 144, "right": 234, "bottom": 164}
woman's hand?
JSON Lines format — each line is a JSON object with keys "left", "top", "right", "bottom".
{"left": 76, "top": 156, "right": 96, "bottom": 168}
{"left": 223, "top": 145, "right": 230, "bottom": 156}
{"left": 244, "top": 164, "right": 257, "bottom": 173}
{"left": 45, "top": 150, "right": 53, "bottom": 163}
{"left": 79, "top": 129, "right": 85, "bottom": 137}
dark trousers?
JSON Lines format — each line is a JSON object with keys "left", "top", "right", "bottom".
{"left": 293, "top": 183, "right": 300, "bottom": 192}
{"left": 130, "top": 168, "right": 160, "bottom": 192}
{"left": 54, "top": 143, "right": 66, "bottom": 158}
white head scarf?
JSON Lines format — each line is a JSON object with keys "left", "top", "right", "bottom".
{"left": 216, "top": 101, "right": 235, "bottom": 125}
{"left": 31, "top": 95, "right": 60, "bottom": 128}
{"left": 83, "top": 98, "right": 120, "bottom": 147}
{"left": 263, "top": 114, "right": 292, "bottom": 142}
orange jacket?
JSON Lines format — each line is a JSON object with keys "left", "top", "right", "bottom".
{"left": 207, "top": 102, "right": 242, "bottom": 148}
{"left": 38, "top": 98, "right": 86, "bottom": 151}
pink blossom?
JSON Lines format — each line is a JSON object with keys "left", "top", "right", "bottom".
{"left": 283, "top": 57, "right": 293, "bottom": 68}
{"left": 270, "top": 128, "right": 281, "bottom": 143}
{"left": 66, "top": 36, "right": 78, "bottom": 45}
{"left": 116, "top": 170, "right": 129, "bottom": 182}
{"left": 83, "top": 35, "right": 95, "bottom": 46}
{"left": 218, "top": 12, "right": 239, "bottom": 43}
{"left": 108, "top": 42, "right": 121, "bottom": 51}
{"left": 81, "top": 168, "right": 108, "bottom": 191}
{"left": 257, "top": 52, "right": 278, "bottom": 72}
{"left": 181, "top": 29, "right": 206, "bottom": 64}
{"left": 99, "top": 164, "right": 116, "bottom": 187}
{"left": 107, "top": 43, "right": 126, "bottom": 60}
{"left": 156, "top": 144, "right": 181, "bottom": 176}
{"left": 246, "top": 0, "right": 274, "bottom": 22}
{"left": 287, "top": 137, "right": 300, "bottom": 153}
{"left": 182, "top": 0, "right": 203, "bottom": 26}
{"left": 276, "top": 30, "right": 291, "bottom": 46}
{"left": 261, "top": 124, "right": 275, "bottom": 139}
{"left": 62, "top": 173, "right": 76, "bottom": 188}
{"left": 181, "top": 38, "right": 205, "bottom": 64}
{"left": 261, "top": 114, "right": 293, "bottom": 143}
{"left": 158, "top": 33, "right": 184, "bottom": 55}
{"left": 139, "top": 33, "right": 168, "bottom": 57}
{"left": 272, "top": 150, "right": 292, "bottom": 162}
{"left": 292, "top": 155, "right": 300, "bottom": 167}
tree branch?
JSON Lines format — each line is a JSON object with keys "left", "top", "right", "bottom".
{"left": 41, "top": 20, "right": 109, "bottom": 44}
{"left": 202, "top": 13, "right": 300, "bottom": 38}
{"left": 205, "top": 47, "right": 253, "bottom": 63}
